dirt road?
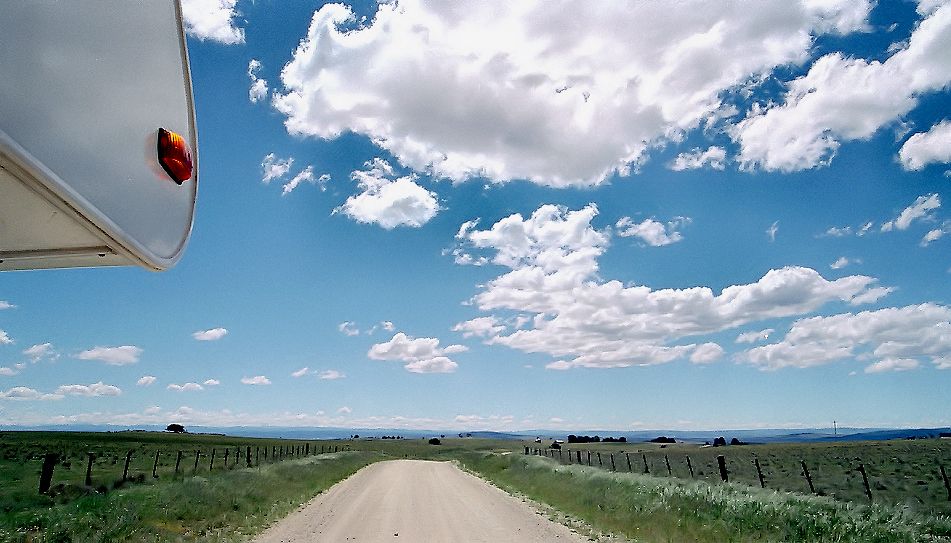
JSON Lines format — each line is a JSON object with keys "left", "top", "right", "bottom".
{"left": 253, "top": 459, "right": 589, "bottom": 542}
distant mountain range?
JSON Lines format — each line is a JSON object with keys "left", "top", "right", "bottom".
{"left": 2, "top": 424, "right": 948, "bottom": 444}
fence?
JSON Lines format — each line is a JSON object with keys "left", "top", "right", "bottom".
{"left": 524, "top": 444, "right": 951, "bottom": 510}
{"left": 37, "top": 442, "right": 347, "bottom": 494}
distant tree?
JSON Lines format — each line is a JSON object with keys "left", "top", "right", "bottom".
{"left": 353, "top": 434, "right": 359, "bottom": 439}
{"left": 730, "top": 437, "right": 745, "bottom": 445}
{"left": 649, "top": 436, "right": 676, "bottom": 444}
{"left": 713, "top": 436, "right": 727, "bottom": 447}
{"left": 165, "top": 423, "right": 185, "bottom": 434}
{"left": 428, "top": 438, "right": 441, "bottom": 445}
{"left": 549, "top": 441, "right": 561, "bottom": 449}
{"left": 619, "top": 437, "right": 627, "bottom": 443}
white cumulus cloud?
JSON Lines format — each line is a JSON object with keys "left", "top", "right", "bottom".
{"left": 739, "top": 303, "right": 951, "bottom": 371}
{"left": 75, "top": 346, "right": 142, "bottom": 366}
{"left": 241, "top": 375, "right": 271, "bottom": 385}
{"left": 669, "top": 147, "right": 727, "bottom": 171}
{"left": 455, "top": 204, "right": 891, "bottom": 370}
{"left": 167, "top": 382, "right": 204, "bottom": 392}
{"left": 899, "top": 119, "right": 951, "bottom": 170}
{"left": 452, "top": 316, "right": 506, "bottom": 339}
{"left": 203, "top": 379, "right": 220, "bottom": 386}
{"left": 368, "top": 332, "right": 466, "bottom": 373}
{"left": 690, "top": 343, "right": 725, "bottom": 364}
{"left": 180, "top": 0, "right": 245, "bottom": 44}
{"left": 137, "top": 376, "right": 157, "bottom": 387}
{"left": 274, "top": 1, "right": 870, "bottom": 187}
{"left": 0, "top": 387, "right": 61, "bottom": 401}
{"left": 0, "top": 330, "right": 12, "bottom": 345}
{"left": 0, "top": 301, "right": 15, "bottom": 310}
{"left": 56, "top": 382, "right": 121, "bottom": 397}
{"left": 865, "top": 357, "right": 920, "bottom": 374}
{"left": 736, "top": 329, "right": 774, "bottom": 344}
{"left": 192, "top": 327, "right": 228, "bottom": 341}
{"left": 616, "top": 216, "right": 690, "bottom": 246}
{"left": 291, "top": 367, "right": 310, "bottom": 378}
{"left": 318, "top": 370, "right": 346, "bottom": 380}
{"left": 734, "top": 4, "right": 951, "bottom": 171}
{"left": 335, "top": 159, "right": 439, "bottom": 229}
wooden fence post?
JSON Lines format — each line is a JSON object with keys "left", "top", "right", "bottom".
{"left": 754, "top": 458, "right": 766, "bottom": 488}
{"left": 642, "top": 454, "right": 649, "bottom": 474}
{"left": 940, "top": 464, "right": 951, "bottom": 502}
{"left": 306, "top": 443, "right": 310, "bottom": 456}
{"left": 857, "top": 464, "right": 872, "bottom": 501}
{"left": 224, "top": 448, "right": 230, "bottom": 468}
{"left": 577, "top": 451, "right": 582, "bottom": 465}
{"left": 174, "top": 450, "right": 183, "bottom": 476}
{"left": 256, "top": 446, "right": 260, "bottom": 465}
{"left": 85, "top": 452, "right": 95, "bottom": 486}
{"left": 597, "top": 452, "right": 603, "bottom": 467}
{"left": 686, "top": 455, "right": 694, "bottom": 478}
{"left": 586, "top": 451, "right": 591, "bottom": 466}
{"left": 558, "top": 449, "right": 563, "bottom": 462}
{"left": 664, "top": 454, "right": 672, "bottom": 476}
{"left": 210, "top": 448, "right": 216, "bottom": 470}
{"left": 193, "top": 450, "right": 200, "bottom": 472}
{"left": 524, "top": 447, "right": 529, "bottom": 455}
{"left": 123, "top": 450, "right": 134, "bottom": 482}
{"left": 152, "top": 451, "right": 160, "bottom": 478}
{"left": 246, "top": 446, "right": 252, "bottom": 467}
{"left": 38, "top": 453, "right": 58, "bottom": 494}
{"left": 716, "top": 455, "right": 728, "bottom": 482}
{"left": 625, "top": 452, "right": 632, "bottom": 472}
{"left": 800, "top": 460, "right": 815, "bottom": 494}
{"left": 235, "top": 447, "right": 241, "bottom": 466}
{"left": 610, "top": 453, "right": 616, "bottom": 472}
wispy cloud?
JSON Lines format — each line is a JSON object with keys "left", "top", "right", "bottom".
{"left": 192, "top": 327, "right": 228, "bottom": 341}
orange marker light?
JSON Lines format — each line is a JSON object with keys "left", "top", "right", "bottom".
{"left": 157, "top": 128, "right": 192, "bottom": 184}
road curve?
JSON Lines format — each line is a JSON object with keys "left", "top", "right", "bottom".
{"left": 253, "top": 459, "right": 588, "bottom": 543}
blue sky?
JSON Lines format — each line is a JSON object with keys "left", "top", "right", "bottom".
{"left": 2, "top": 0, "right": 950, "bottom": 432}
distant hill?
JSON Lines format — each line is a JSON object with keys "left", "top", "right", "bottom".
{"left": 2, "top": 424, "right": 947, "bottom": 444}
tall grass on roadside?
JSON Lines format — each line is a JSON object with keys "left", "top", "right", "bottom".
{"left": 0, "top": 451, "right": 379, "bottom": 543}
{"left": 459, "top": 452, "right": 951, "bottom": 543}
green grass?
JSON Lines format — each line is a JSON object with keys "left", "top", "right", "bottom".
{"left": 4, "top": 432, "right": 951, "bottom": 542}
{"left": 527, "top": 439, "right": 951, "bottom": 515}
{"left": 458, "top": 452, "right": 951, "bottom": 543}
{"left": 0, "top": 451, "right": 377, "bottom": 542}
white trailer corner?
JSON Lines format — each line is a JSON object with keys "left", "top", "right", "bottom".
{"left": 0, "top": 1, "right": 198, "bottom": 272}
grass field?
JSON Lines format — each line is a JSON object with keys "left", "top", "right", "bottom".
{"left": 0, "top": 431, "right": 364, "bottom": 542}
{"left": 2, "top": 431, "right": 951, "bottom": 541}
{"left": 525, "top": 438, "right": 951, "bottom": 515}
{"left": 458, "top": 452, "right": 951, "bottom": 543}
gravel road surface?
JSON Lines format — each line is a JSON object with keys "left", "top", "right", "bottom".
{"left": 253, "top": 459, "right": 589, "bottom": 542}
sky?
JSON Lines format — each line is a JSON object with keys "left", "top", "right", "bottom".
{"left": 1, "top": 0, "right": 950, "bottom": 433}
